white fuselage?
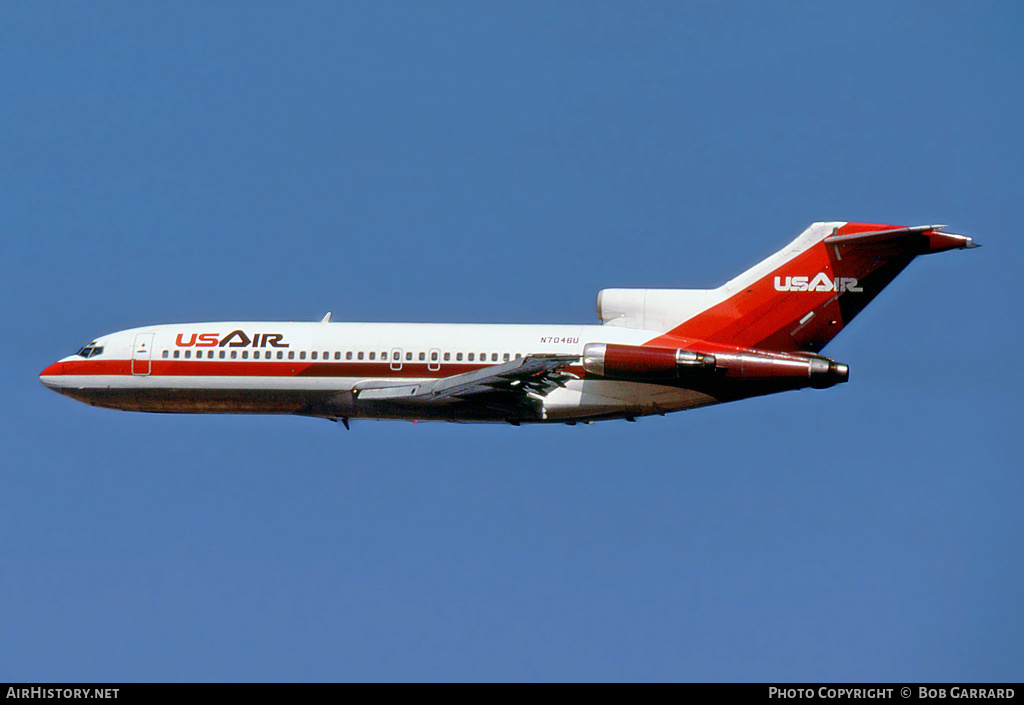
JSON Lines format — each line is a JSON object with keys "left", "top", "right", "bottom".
{"left": 40, "top": 321, "right": 719, "bottom": 424}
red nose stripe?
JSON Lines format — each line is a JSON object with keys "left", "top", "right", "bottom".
{"left": 40, "top": 362, "right": 64, "bottom": 376}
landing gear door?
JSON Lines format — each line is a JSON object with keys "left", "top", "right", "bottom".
{"left": 132, "top": 333, "right": 155, "bottom": 375}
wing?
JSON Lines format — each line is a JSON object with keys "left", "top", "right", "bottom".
{"left": 353, "top": 354, "right": 579, "bottom": 419}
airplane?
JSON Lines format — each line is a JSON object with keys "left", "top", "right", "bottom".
{"left": 40, "top": 222, "right": 977, "bottom": 427}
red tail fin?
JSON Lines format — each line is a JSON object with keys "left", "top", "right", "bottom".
{"left": 598, "top": 222, "right": 978, "bottom": 354}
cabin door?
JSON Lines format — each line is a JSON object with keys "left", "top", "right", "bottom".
{"left": 132, "top": 333, "right": 155, "bottom": 375}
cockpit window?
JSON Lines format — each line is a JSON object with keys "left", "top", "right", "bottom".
{"left": 75, "top": 343, "right": 104, "bottom": 358}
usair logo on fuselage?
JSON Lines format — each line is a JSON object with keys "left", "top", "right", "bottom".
{"left": 174, "top": 331, "right": 289, "bottom": 348}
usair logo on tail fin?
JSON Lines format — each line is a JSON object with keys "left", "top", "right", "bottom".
{"left": 773, "top": 274, "right": 862, "bottom": 293}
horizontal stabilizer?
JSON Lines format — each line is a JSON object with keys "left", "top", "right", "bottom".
{"left": 825, "top": 224, "right": 979, "bottom": 252}
{"left": 823, "top": 224, "right": 946, "bottom": 246}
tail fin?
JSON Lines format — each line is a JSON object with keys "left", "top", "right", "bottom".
{"left": 598, "top": 222, "right": 978, "bottom": 353}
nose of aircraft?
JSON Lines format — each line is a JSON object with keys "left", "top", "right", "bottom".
{"left": 39, "top": 361, "right": 64, "bottom": 390}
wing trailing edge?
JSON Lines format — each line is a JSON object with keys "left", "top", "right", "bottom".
{"left": 354, "top": 354, "right": 579, "bottom": 405}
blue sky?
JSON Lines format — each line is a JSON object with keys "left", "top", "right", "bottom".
{"left": 2, "top": 1, "right": 1021, "bottom": 681}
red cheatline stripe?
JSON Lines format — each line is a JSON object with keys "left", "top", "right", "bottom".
{"left": 58, "top": 359, "right": 590, "bottom": 380}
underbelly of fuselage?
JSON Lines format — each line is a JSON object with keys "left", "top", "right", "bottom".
{"left": 50, "top": 376, "right": 721, "bottom": 423}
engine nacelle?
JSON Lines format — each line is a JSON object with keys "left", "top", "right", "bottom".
{"left": 582, "top": 343, "right": 715, "bottom": 380}
{"left": 582, "top": 342, "right": 849, "bottom": 390}
{"left": 712, "top": 350, "right": 849, "bottom": 389}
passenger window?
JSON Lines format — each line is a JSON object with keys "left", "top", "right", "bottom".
{"left": 323, "top": 351, "right": 328, "bottom": 359}
{"left": 480, "top": 353, "right": 486, "bottom": 360}
{"left": 431, "top": 352, "right": 438, "bottom": 361}
{"left": 231, "top": 351, "right": 238, "bottom": 359}
{"left": 503, "top": 353, "right": 510, "bottom": 361}
{"left": 220, "top": 350, "right": 226, "bottom": 359}
{"left": 443, "top": 352, "right": 450, "bottom": 361}
{"left": 491, "top": 353, "right": 498, "bottom": 362}
{"left": 456, "top": 352, "right": 463, "bottom": 361}
{"left": 358, "top": 352, "right": 364, "bottom": 360}
{"left": 277, "top": 351, "right": 283, "bottom": 360}
{"left": 162, "top": 350, "right": 169, "bottom": 358}
{"left": 173, "top": 350, "right": 180, "bottom": 359}
{"left": 311, "top": 352, "right": 317, "bottom": 360}
{"left": 209, "top": 351, "right": 215, "bottom": 359}
{"left": 406, "top": 351, "right": 412, "bottom": 361}
{"left": 369, "top": 352, "right": 375, "bottom": 360}
{"left": 242, "top": 351, "right": 248, "bottom": 359}
{"left": 253, "top": 351, "right": 260, "bottom": 360}
{"left": 299, "top": 351, "right": 306, "bottom": 360}
{"left": 334, "top": 352, "right": 341, "bottom": 360}
{"left": 346, "top": 351, "right": 352, "bottom": 360}
{"left": 381, "top": 351, "right": 388, "bottom": 360}
{"left": 185, "top": 350, "right": 191, "bottom": 359}
{"left": 288, "top": 351, "right": 294, "bottom": 360}
{"left": 468, "top": 353, "right": 474, "bottom": 361}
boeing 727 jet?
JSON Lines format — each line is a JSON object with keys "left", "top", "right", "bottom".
{"left": 40, "top": 222, "right": 977, "bottom": 426}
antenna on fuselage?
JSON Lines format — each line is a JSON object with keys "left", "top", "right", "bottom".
{"left": 321, "top": 312, "right": 332, "bottom": 323}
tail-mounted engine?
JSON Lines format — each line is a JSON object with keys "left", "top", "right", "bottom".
{"left": 582, "top": 343, "right": 715, "bottom": 380}
{"left": 581, "top": 343, "right": 848, "bottom": 390}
